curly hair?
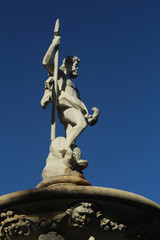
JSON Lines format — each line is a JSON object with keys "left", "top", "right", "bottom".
{"left": 60, "top": 55, "right": 80, "bottom": 71}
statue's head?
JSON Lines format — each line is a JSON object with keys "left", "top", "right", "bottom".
{"left": 60, "top": 55, "right": 80, "bottom": 78}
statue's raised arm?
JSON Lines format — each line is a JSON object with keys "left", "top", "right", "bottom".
{"left": 42, "top": 36, "right": 61, "bottom": 75}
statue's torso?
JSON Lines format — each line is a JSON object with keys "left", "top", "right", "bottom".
{"left": 58, "top": 75, "right": 79, "bottom": 99}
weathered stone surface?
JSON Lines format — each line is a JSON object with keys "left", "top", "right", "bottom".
{"left": 37, "top": 175, "right": 91, "bottom": 188}
{"left": 38, "top": 138, "right": 90, "bottom": 187}
{"left": 0, "top": 185, "right": 160, "bottom": 240}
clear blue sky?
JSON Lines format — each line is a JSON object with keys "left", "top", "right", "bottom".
{"left": 0, "top": 0, "right": 160, "bottom": 204}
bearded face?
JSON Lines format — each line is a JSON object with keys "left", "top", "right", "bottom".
{"left": 62, "top": 55, "right": 80, "bottom": 79}
{"left": 70, "top": 60, "right": 79, "bottom": 78}
{"left": 67, "top": 60, "right": 79, "bottom": 78}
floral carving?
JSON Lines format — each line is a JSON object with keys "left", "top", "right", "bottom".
{"left": 0, "top": 203, "right": 148, "bottom": 240}
{"left": 0, "top": 210, "right": 32, "bottom": 240}
{"left": 100, "top": 217, "right": 126, "bottom": 231}
{"left": 66, "top": 202, "right": 126, "bottom": 232}
{"left": 0, "top": 210, "right": 59, "bottom": 240}
{"left": 39, "top": 231, "right": 65, "bottom": 240}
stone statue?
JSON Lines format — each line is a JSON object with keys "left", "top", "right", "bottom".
{"left": 39, "top": 19, "right": 99, "bottom": 187}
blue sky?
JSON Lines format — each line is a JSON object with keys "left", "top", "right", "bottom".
{"left": 0, "top": 0, "right": 160, "bottom": 204}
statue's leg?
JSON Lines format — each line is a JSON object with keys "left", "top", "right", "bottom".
{"left": 65, "top": 123, "right": 72, "bottom": 138}
{"left": 59, "top": 108, "right": 87, "bottom": 148}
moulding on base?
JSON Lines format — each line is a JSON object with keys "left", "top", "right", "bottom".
{"left": 0, "top": 185, "right": 160, "bottom": 240}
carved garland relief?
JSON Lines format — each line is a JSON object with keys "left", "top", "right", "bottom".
{"left": 0, "top": 202, "right": 147, "bottom": 240}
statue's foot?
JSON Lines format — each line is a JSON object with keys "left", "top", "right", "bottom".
{"left": 77, "top": 159, "right": 88, "bottom": 170}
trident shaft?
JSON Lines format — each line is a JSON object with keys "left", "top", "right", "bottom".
{"left": 51, "top": 19, "right": 60, "bottom": 141}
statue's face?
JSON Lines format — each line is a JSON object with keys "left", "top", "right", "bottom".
{"left": 69, "top": 60, "right": 79, "bottom": 78}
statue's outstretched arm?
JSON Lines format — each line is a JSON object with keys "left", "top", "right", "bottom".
{"left": 42, "top": 36, "right": 60, "bottom": 74}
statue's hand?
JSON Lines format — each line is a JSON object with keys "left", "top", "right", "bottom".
{"left": 84, "top": 113, "right": 92, "bottom": 119}
{"left": 52, "top": 36, "right": 61, "bottom": 47}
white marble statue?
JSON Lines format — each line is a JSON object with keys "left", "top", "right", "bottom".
{"left": 40, "top": 20, "right": 99, "bottom": 182}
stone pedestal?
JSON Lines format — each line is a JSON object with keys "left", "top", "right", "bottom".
{"left": 0, "top": 185, "right": 160, "bottom": 240}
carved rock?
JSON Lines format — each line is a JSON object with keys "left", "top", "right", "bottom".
{"left": 37, "top": 137, "right": 90, "bottom": 188}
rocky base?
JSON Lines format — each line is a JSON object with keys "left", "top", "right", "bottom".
{"left": 37, "top": 175, "right": 91, "bottom": 188}
{"left": 41, "top": 137, "right": 89, "bottom": 184}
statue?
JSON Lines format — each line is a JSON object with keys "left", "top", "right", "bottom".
{"left": 39, "top": 19, "right": 99, "bottom": 187}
